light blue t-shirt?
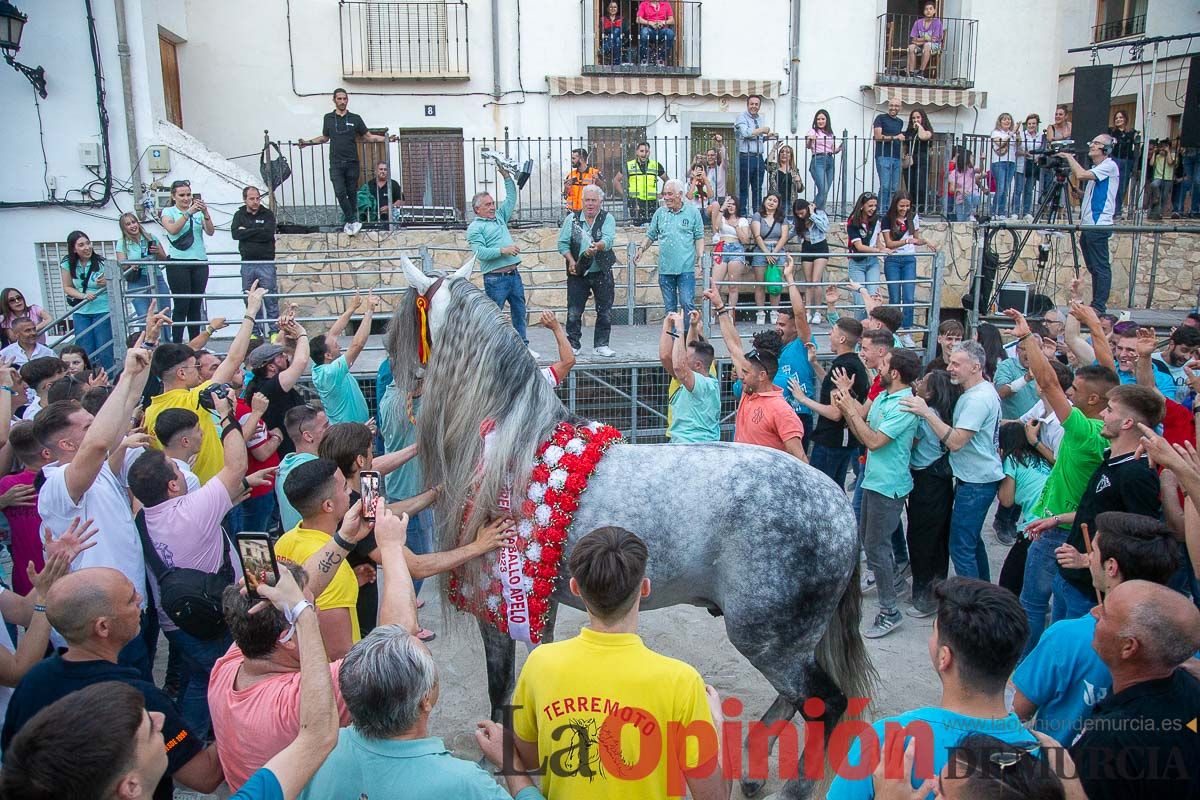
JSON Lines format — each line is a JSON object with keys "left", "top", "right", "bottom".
{"left": 668, "top": 373, "right": 721, "bottom": 443}
{"left": 646, "top": 204, "right": 704, "bottom": 275}
{"left": 909, "top": 414, "right": 946, "bottom": 470}
{"left": 776, "top": 335, "right": 817, "bottom": 419}
{"left": 1150, "top": 353, "right": 1190, "bottom": 403}
{"left": 378, "top": 384, "right": 422, "bottom": 502}
{"left": 1117, "top": 364, "right": 1178, "bottom": 400}
{"left": 60, "top": 257, "right": 109, "bottom": 315}
{"left": 826, "top": 707, "right": 1037, "bottom": 799}
{"left": 1002, "top": 454, "right": 1052, "bottom": 528}
{"left": 948, "top": 380, "right": 1004, "bottom": 484}
{"left": 311, "top": 355, "right": 369, "bottom": 425}
{"left": 1012, "top": 614, "right": 1110, "bottom": 746}
{"left": 994, "top": 356, "right": 1038, "bottom": 419}
{"left": 276, "top": 451, "right": 319, "bottom": 532}
{"left": 862, "top": 388, "right": 921, "bottom": 498}
{"left": 231, "top": 767, "right": 284, "bottom": 800}
{"left": 298, "top": 729, "right": 543, "bottom": 800}
{"left": 162, "top": 206, "right": 208, "bottom": 261}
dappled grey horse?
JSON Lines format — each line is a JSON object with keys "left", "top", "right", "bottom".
{"left": 385, "top": 256, "right": 872, "bottom": 797}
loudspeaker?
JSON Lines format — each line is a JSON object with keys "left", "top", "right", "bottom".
{"left": 1071, "top": 65, "right": 1114, "bottom": 153}
{"left": 1181, "top": 56, "right": 1200, "bottom": 148}
{"left": 998, "top": 283, "right": 1031, "bottom": 315}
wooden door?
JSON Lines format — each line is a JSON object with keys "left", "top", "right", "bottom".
{"left": 159, "top": 36, "right": 183, "bottom": 128}
{"left": 396, "top": 129, "right": 465, "bottom": 218}
{"left": 358, "top": 132, "right": 391, "bottom": 186}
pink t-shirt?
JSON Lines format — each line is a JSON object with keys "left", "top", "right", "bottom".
{"left": 734, "top": 386, "right": 805, "bottom": 450}
{"left": 808, "top": 129, "right": 837, "bottom": 155}
{"left": 637, "top": 1, "right": 673, "bottom": 23}
{"left": 208, "top": 645, "right": 352, "bottom": 790}
{"left": 143, "top": 478, "right": 237, "bottom": 630}
{"left": 0, "top": 471, "right": 42, "bottom": 595}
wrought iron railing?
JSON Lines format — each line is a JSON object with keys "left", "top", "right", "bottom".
{"left": 581, "top": 0, "right": 701, "bottom": 77}
{"left": 339, "top": 0, "right": 470, "bottom": 79}
{"left": 875, "top": 13, "right": 977, "bottom": 89}
{"left": 1092, "top": 13, "right": 1146, "bottom": 43}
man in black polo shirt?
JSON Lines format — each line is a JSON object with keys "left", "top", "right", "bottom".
{"left": 1052, "top": 384, "right": 1163, "bottom": 622}
{"left": 1070, "top": 580, "right": 1200, "bottom": 800}
{"left": 1, "top": 567, "right": 223, "bottom": 799}
{"left": 298, "top": 88, "right": 396, "bottom": 235}
{"left": 795, "top": 316, "right": 869, "bottom": 487}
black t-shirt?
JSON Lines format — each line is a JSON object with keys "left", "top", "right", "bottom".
{"left": 322, "top": 110, "right": 368, "bottom": 164}
{"left": 1061, "top": 450, "right": 1160, "bottom": 595}
{"left": 905, "top": 126, "right": 929, "bottom": 161}
{"left": 1070, "top": 670, "right": 1200, "bottom": 800}
{"left": 873, "top": 113, "right": 904, "bottom": 159}
{"left": 366, "top": 179, "right": 403, "bottom": 211}
{"left": 846, "top": 216, "right": 879, "bottom": 263}
{"left": 253, "top": 376, "right": 305, "bottom": 455}
{"left": 811, "top": 352, "right": 870, "bottom": 448}
{"left": 2, "top": 656, "right": 204, "bottom": 800}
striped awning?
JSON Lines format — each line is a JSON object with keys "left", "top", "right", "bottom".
{"left": 548, "top": 76, "right": 780, "bottom": 99}
{"left": 874, "top": 85, "right": 988, "bottom": 108}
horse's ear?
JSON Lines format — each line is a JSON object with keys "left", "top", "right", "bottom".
{"left": 452, "top": 256, "right": 476, "bottom": 282}
{"left": 401, "top": 256, "right": 434, "bottom": 293}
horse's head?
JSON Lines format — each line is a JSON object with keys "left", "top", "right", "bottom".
{"left": 398, "top": 255, "right": 475, "bottom": 363}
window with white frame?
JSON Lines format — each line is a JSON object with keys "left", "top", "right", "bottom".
{"left": 36, "top": 240, "right": 117, "bottom": 325}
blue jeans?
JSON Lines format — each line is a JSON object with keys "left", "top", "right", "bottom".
{"left": 483, "top": 270, "right": 529, "bottom": 343}
{"left": 164, "top": 627, "right": 233, "bottom": 741}
{"left": 875, "top": 156, "right": 901, "bottom": 213}
{"left": 738, "top": 153, "right": 766, "bottom": 217}
{"left": 953, "top": 194, "right": 980, "bottom": 221}
{"left": 810, "top": 443, "right": 858, "bottom": 491}
{"left": 848, "top": 257, "right": 881, "bottom": 320}
{"left": 1051, "top": 572, "right": 1096, "bottom": 622}
{"left": 658, "top": 272, "right": 696, "bottom": 331}
{"left": 72, "top": 310, "right": 114, "bottom": 371}
{"left": 242, "top": 261, "right": 281, "bottom": 336}
{"left": 1182, "top": 152, "right": 1200, "bottom": 215}
{"left": 991, "top": 160, "right": 1015, "bottom": 217}
{"left": 1114, "top": 157, "right": 1134, "bottom": 216}
{"left": 407, "top": 509, "right": 434, "bottom": 596}
{"left": 883, "top": 254, "right": 916, "bottom": 328}
{"left": 1080, "top": 229, "right": 1111, "bottom": 314}
{"left": 1019, "top": 526, "right": 1069, "bottom": 657}
{"left": 809, "top": 154, "right": 834, "bottom": 209}
{"left": 1014, "top": 166, "right": 1037, "bottom": 217}
{"left": 601, "top": 29, "right": 622, "bottom": 65}
{"left": 949, "top": 479, "right": 998, "bottom": 581}
{"left": 240, "top": 492, "right": 277, "bottom": 534}
{"left": 128, "top": 269, "right": 172, "bottom": 324}
{"left": 638, "top": 25, "right": 675, "bottom": 63}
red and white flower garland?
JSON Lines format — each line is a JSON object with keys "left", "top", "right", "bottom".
{"left": 448, "top": 420, "right": 623, "bottom": 644}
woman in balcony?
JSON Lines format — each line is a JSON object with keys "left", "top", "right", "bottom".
{"left": 766, "top": 142, "right": 805, "bottom": 210}
{"left": 1040, "top": 106, "right": 1072, "bottom": 200}
{"left": 990, "top": 113, "right": 1019, "bottom": 219}
{"left": 903, "top": 109, "right": 934, "bottom": 214}
{"left": 906, "top": 1, "right": 944, "bottom": 80}
{"left": 115, "top": 212, "right": 172, "bottom": 327}
{"left": 805, "top": 109, "right": 840, "bottom": 211}
{"left": 601, "top": 1, "right": 624, "bottom": 66}
{"left": 751, "top": 193, "right": 790, "bottom": 324}
{"left": 947, "top": 149, "right": 984, "bottom": 222}
{"left": 636, "top": 1, "right": 675, "bottom": 67}
{"left": 59, "top": 231, "right": 114, "bottom": 371}
{"left": 1015, "top": 113, "right": 1045, "bottom": 220}
{"left": 160, "top": 180, "right": 215, "bottom": 343}
{"left": 792, "top": 198, "right": 830, "bottom": 323}
{"left": 1108, "top": 110, "right": 1140, "bottom": 219}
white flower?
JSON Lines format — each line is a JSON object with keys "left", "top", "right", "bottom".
{"left": 521, "top": 576, "right": 534, "bottom": 593}
{"left": 549, "top": 469, "right": 568, "bottom": 490}
{"left": 517, "top": 519, "right": 534, "bottom": 539}
{"left": 527, "top": 482, "right": 546, "bottom": 503}
{"left": 486, "top": 594, "right": 502, "bottom": 611}
{"left": 585, "top": 421, "right": 603, "bottom": 432}
{"left": 525, "top": 541, "right": 543, "bottom": 562}
{"left": 535, "top": 504, "right": 552, "bottom": 526}
{"left": 543, "top": 445, "right": 564, "bottom": 466}
{"left": 565, "top": 438, "right": 585, "bottom": 454}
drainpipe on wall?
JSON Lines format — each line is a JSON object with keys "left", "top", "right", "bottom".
{"left": 113, "top": 0, "right": 143, "bottom": 212}
{"left": 788, "top": 0, "right": 802, "bottom": 133}
{"left": 491, "top": 0, "right": 502, "bottom": 101}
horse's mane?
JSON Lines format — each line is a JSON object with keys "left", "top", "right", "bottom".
{"left": 385, "top": 275, "right": 570, "bottom": 592}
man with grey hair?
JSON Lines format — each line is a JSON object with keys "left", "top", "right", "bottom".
{"left": 1064, "top": 134, "right": 1119, "bottom": 313}
{"left": 467, "top": 164, "right": 536, "bottom": 356}
{"left": 632, "top": 178, "right": 705, "bottom": 336}
{"left": 557, "top": 182, "right": 617, "bottom": 357}
{"left": 1069, "top": 580, "right": 1200, "bottom": 800}
{"left": 902, "top": 339, "right": 1003, "bottom": 581}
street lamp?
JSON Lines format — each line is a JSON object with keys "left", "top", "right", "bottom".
{"left": 0, "top": 1, "right": 47, "bottom": 99}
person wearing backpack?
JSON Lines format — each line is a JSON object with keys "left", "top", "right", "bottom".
{"left": 557, "top": 183, "right": 617, "bottom": 357}
{"left": 127, "top": 386, "right": 276, "bottom": 739}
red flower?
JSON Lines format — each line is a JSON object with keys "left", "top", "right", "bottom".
{"left": 529, "top": 596, "right": 549, "bottom": 617}
{"left": 542, "top": 528, "right": 567, "bottom": 545}
{"left": 550, "top": 509, "right": 570, "bottom": 529}
{"left": 565, "top": 473, "right": 587, "bottom": 494}
{"left": 558, "top": 494, "right": 578, "bottom": 512}
{"left": 533, "top": 578, "right": 553, "bottom": 597}
{"left": 541, "top": 544, "right": 562, "bottom": 564}
{"left": 523, "top": 561, "right": 539, "bottom": 577}
{"left": 522, "top": 499, "right": 536, "bottom": 517}
{"left": 553, "top": 428, "right": 571, "bottom": 446}
{"left": 531, "top": 464, "right": 550, "bottom": 483}
{"left": 539, "top": 563, "right": 558, "bottom": 579}
{"left": 558, "top": 454, "right": 582, "bottom": 473}
{"left": 543, "top": 488, "right": 563, "bottom": 508}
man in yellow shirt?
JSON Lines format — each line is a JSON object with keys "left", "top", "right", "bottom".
{"left": 144, "top": 284, "right": 267, "bottom": 483}
{"left": 275, "top": 457, "right": 368, "bottom": 660}
{"left": 508, "top": 527, "right": 728, "bottom": 800}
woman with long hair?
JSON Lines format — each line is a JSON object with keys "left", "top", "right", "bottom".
{"left": 804, "top": 109, "right": 840, "bottom": 209}
{"left": 0, "top": 288, "right": 49, "bottom": 345}
{"left": 996, "top": 421, "right": 1054, "bottom": 600}
{"left": 845, "top": 192, "right": 890, "bottom": 319}
{"left": 160, "top": 179, "right": 215, "bottom": 342}
{"left": 947, "top": 146, "right": 983, "bottom": 221}
{"left": 881, "top": 191, "right": 934, "bottom": 345}
{"left": 1108, "top": 109, "right": 1140, "bottom": 218}
{"left": 903, "top": 109, "right": 934, "bottom": 213}
{"left": 792, "top": 198, "right": 829, "bottom": 323}
{"left": 1015, "top": 113, "right": 1045, "bottom": 220}
{"left": 710, "top": 196, "right": 754, "bottom": 312}
{"left": 991, "top": 112, "right": 1018, "bottom": 218}
{"left": 59, "top": 231, "right": 114, "bottom": 370}
{"left": 115, "top": 212, "right": 172, "bottom": 326}
{"left": 975, "top": 322, "right": 1007, "bottom": 380}
{"left": 905, "top": 369, "right": 961, "bottom": 616}
{"left": 58, "top": 345, "right": 92, "bottom": 376}
{"left": 751, "top": 193, "right": 790, "bottom": 324}
{"left": 766, "top": 142, "right": 805, "bottom": 209}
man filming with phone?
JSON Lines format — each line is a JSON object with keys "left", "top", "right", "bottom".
{"left": 1062, "top": 134, "right": 1119, "bottom": 315}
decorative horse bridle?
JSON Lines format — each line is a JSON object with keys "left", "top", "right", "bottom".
{"left": 413, "top": 276, "right": 447, "bottom": 365}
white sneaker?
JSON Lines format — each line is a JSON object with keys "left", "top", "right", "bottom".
{"left": 595, "top": 346, "right": 616, "bottom": 358}
{"left": 755, "top": 311, "right": 766, "bottom": 325}
{"left": 571, "top": 346, "right": 581, "bottom": 355}
{"left": 1023, "top": 214, "right": 1033, "bottom": 222}
{"left": 901, "top": 334, "right": 916, "bottom": 348}
{"left": 527, "top": 346, "right": 540, "bottom": 359}
{"left": 771, "top": 310, "right": 780, "bottom": 324}
{"left": 343, "top": 222, "right": 354, "bottom": 234}
{"left": 810, "top": 310, "right": 821, "bottom": 324}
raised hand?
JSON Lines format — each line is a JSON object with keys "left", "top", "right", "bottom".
{"left": 1068, "top": 301, "right": 1101, "bottom": 329}
{"left": 251, "top": 391, "right": 269, "bottom": 414}
{"left": 539, "top": 311, "right": 559, "bottom": 329}
{"left": 824, "top": 285, "right": 841, "bottom": 306}
{"left": 787, "top": 375, "right": 806, "bottom": 398}
{"left": 85, "top": 366, "right": 110, "bottom": 389}
{"left": 42, "top": 518, "right": 99, "bottom": 565}
{"left": 1134, "top": 327, "right": 1158, "bottom": 359}
{"left": 374, "top": 506, "right": 409, "bottom": 551}
{"left": 1001, "top": 307, "right": 1031, "bottom": 338}
{"left": 783, "top": 254, "right": 796, "bottom": 283}
{"left": 122, "top": 333, "right": 152, "bottom": 376}
{"left": 245, "top": 467, "right": 278, "bottom": 489}
{"left": 701, "top": 278, "right": 723, "bottom": 307}
{"left": 689, "top": 309, "right": 702, "bottom": 330}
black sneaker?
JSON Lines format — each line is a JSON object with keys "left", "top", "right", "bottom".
{"left": 906, "top": 596, "right": 937, "bottom": 618}
{"left": 995, "top": 528, "right": 1018, "bottom": 546}
{"left": 864, "top": 609, "right": 904, "bottom": 639}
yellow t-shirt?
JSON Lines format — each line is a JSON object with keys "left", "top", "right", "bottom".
{"left": 511, "top": 627, "right": 715, "bottom": 799}
{"left": 144, "top": 380, "right": 224, "bottom": 484}
{"left": 274, "top": 525, "right": 361, "bottom": 642}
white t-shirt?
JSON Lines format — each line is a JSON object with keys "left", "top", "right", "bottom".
{"left": 991, "top": 129, "right": 1017, "bottom": 163}
{"left": 1081, "top": 157, "right": 1119, "bottom": 225}
{"left": 883, "top": 212, "right": 921, "bottom": 255}
{"left": 38, "top": 453, "right": 148, "bottom": 605}
{"left": 1019, "top": 399, "right": 1065, "bottom": 456}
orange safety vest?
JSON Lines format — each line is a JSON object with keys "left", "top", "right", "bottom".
{"left": 564, "top": 167, "right": 602, "bottom": 211}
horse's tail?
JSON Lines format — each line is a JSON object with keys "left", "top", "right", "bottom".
{"left": 815, "top": 562, "right": 878, "bottom": 714}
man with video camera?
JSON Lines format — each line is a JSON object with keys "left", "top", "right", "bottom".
{"left": 1063, "top": 134, "right": 1119, "bottom": 314}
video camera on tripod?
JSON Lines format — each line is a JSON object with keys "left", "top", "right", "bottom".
{"left": 1029, "top": 139, "right": 1075, "bottom": 176}
{"left": 480, "top": 148, "right": 534, "bottom": 190}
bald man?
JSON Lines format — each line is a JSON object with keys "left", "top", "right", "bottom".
{"left": 1069, "top": 580, "right": 1200, "bottom": 800}
{"left": 1, "top": 567, "right": 224, "bottom": 799}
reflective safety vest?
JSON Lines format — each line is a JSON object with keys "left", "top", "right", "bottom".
{"left": 626, "top": 159, "right": 663, "bottom": 200}
{"left": 564, "top": 167, "right": 601, "bottom": 211}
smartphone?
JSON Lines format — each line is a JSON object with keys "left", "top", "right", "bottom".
{"left": 193, "top": 192, "right": 203, "bottom": 202}
{"left": 360, "top": 470, "right": 381, "bottom": 522}
{"left": 235, "top": 532, "right": 279, "bottom": 600}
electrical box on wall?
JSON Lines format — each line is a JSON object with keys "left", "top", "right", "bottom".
{"left": 78, "top": 142, "right": 101, "bottom": 167}
{"left": 148, "top": 145, "right": 171, "bottom": 173}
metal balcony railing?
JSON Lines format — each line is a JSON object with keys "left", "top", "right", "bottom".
{"left": 875, "top": 13, "right": 977, "bottom": 89}
{"left": 339, "top": 0, "right": 469, "bottom": 79}
{"left": 581, "top": 0, "right": 701, "bottom": 77}
{"left": 1092, "top": 14, "right": 1146, "bottom": 43}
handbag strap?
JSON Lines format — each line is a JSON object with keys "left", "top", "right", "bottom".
{"left": 135, "top": 509, "right": 173, "bottom": 583}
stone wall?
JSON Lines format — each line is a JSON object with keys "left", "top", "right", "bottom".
{"left": 275, "top": 221, "right": 1200, "bottom": 327}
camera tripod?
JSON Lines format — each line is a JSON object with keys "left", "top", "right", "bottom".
{"left": 983, "top": 168, "right": 1082, "bottom": 314}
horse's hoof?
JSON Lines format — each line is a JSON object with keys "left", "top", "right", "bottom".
{"left": 741, "top": 778, "right": 766, "bottom": 797}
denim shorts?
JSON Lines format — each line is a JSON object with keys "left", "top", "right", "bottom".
{"left": 719, "top": 241, "right": 746, "bottom": 264}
